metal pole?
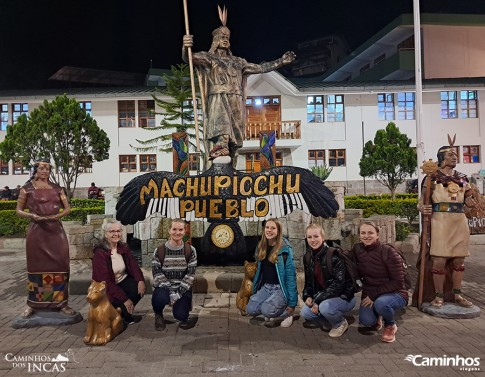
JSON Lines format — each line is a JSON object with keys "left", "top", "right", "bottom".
{"left": 414, "top": 0, "right": 424, "bottom": 197}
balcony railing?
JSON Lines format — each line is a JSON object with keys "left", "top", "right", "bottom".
{"left": 245, "top": 120, "right": 301, "bottom": 140}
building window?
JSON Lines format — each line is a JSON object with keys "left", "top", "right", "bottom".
{"left": 80, "top": 101, "right": 92, "bottom": 116}
{"left": 374, "top": 54, "right": 386, "bottom": 66}
{"left": 360, "top": 63, "right": 370, "bottom": 74}
{"left": 327, "top": 95, "right": 344, "bottom": 122}
{"left": 440, "top": 91, "right": 457, "bottom": 119}
{"left": 397, "top": 92, "right": 415, "bottom": 120}
{"left": 377, "top": 93, "right": 395, "bottom": 121}
{"left": 138, "top": 100, "right": 156, "bottom": 128}
{"left": 308, "top": 150, "right": 325, "bottom": 168}
{"left": 118, "top": 101, "right": 135, "bottom": 128}
{"left": 1, "top": 104, "right": 8, "bottom": 131}
{"left": 119, "top": 155, "right": 137, "bottom": 172}
{"left": 189, "top": 153, "right": 200, "bottom": 171}
{"left": 140, "top": 154, "right": 157, "bottom": 172}
{"left": 0, "top": 160, "right": 8, "bottom": 175}
{"left": 245, "top": 152, "right": 282, "bottom": 172}
{"left": 12, "top": 103, "right": 28, "bottom": 124}
{"left": 460, "top": 90, "right": 478, "bottom": 118}
{"left": 307, "top": 96, "right": 324, "bottom": 123}
{"left": 328, "top": 149, "right": 346, "bottom": 167}
{"left": 462, "top": 145, "right": 480, "bottom": 163}
{"left": 13, "top": 162, "right": 29, "bottom": 175}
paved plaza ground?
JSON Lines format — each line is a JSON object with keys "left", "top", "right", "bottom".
{"left": 0, "top": 246, "right": 483, "bottom": 377}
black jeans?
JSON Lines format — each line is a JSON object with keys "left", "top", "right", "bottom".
{"left": 112, "top": 276, "right": 141, "bottom": 322}
{"left": 152, "top": 287, "right": 192, "bottom": 322}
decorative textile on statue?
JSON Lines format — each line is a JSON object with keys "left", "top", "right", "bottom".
{"left": 27, "top": 272, "right": 69, "bottom": 310}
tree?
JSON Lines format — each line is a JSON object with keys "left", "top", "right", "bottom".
{"left": 359, "top": 122, "right": 417, "bottom": 199}
{"left": 0, "top": 94, "right": 110, "bottom": 197}
{"left": 131, "top": 63, "right": 206, "bottom": 170}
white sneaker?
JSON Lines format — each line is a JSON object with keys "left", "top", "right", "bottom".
{"left": 280, "top": 315, "right": 293, "bottom": 328}
{"left": 328, "top": 319, "right": 349, "bottom": 338}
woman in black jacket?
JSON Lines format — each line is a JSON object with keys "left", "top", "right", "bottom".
{"left": 301, "top": 224, "right": 356, "bottom": 338}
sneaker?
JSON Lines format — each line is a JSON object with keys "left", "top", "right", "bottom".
{"left": 155, "top": 313, "right": 166, "bottom": 331}
{"left": 280, "top": 316, "right": 293, "bottom": 328}
{"left": 328, "top": 319, "right": 349, "bottom": 338}
{"left": 179, "top": 317, "right": 196, "bottom": 330}
{"left": 127, "top": 314, "right": 142, "bottom": 325}
{"left": 381, "top": 324, "right": 397, "bottom": 343}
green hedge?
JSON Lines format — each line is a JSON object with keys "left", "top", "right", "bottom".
{"left": 0, "top": 201, "right": 17, "bottom": 210}
{"left": 0, "top": 205, "right": 104, "bottom": 237}
{"left": 0, "top": 198, "right": 104, "bottom": 211}
{"left": 344, "top": 196, "right": 419, "bottom": 225}
{"left": 0, "top": 210, "right": 29, "bottom": 236}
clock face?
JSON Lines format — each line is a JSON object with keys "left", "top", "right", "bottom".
{"left": 211, "top": 224, "right": 234, "bottom": 248}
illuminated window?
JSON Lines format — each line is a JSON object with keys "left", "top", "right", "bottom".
{"left": 378, "top": 93, "right": 395, "bottom": 121}
{"left": 462, "top": 145, "right": 480, "bottom": 164}
{"left": 79, "top": 101, "right": 92, "bottom": 116}
{"left": 140, "top": 154, "right": 157, "bottom": 172}
{"left": 0, "top": 104, "right": 8, "bottom": 131}
{"left": 119, "top": 155, "right": 137, "bottom": 172}
{"left": 307, "top": 95, "right": 324, "bottom": 123}
{"left": 245, "top": 152, "right": 282, "bottom": 172}
{"left": 328, "top": 149, "right": 346, "bottom": 167}
{"left": 327, "top": 95, "right": 344, "bottom": 122}
{"left": 12, "top": 103, "right": 28, "bottom": 124}
{"left": 138, "top": 100, "right": 156, "bottom": 128}
{"left": 0, "top": 160, "right": 8, "bottom": 175}
{"left": 460, "top": 90, "right": 478, "bottom": 118}
{"left": 188, "top": 153, "right": 200, "bottom": 171}
{"left": 397, "top": 92, "right": 415, "bottom": 120}
{"left": 440, "top": 91, "right": 457, "bottom": 119}
{"left": 13, "top": 162, "right": 29, "bottom": 175}
{"left": 118, "top": 101, "right": 135, "bottom": 128}
{"left": 308, "top": 150, "right": 325, "bottom": 168}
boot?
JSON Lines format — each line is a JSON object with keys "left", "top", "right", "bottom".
{"left": 155, "top": 313, "right": 166, "bottom": 331}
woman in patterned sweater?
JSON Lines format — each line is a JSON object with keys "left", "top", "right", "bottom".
{"left": 352, "top": 221, "right": 408, "bottom": 343}
{"left": 152, "top": 219, "right": 197, "bottom": 330}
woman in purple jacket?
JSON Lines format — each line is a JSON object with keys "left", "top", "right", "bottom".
{"left": 92, "top": 219, "right": 146, "bottom": 324}
{"left": 352, "top": 221, "right": 408, "bottom": 343}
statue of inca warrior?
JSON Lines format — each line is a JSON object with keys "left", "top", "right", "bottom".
{"left": 182, "top": 6, "right": 295, "bottom": 163}
{"left": 417, "top": 135, "right": 476, "bottom": 308}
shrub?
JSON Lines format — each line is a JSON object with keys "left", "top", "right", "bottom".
{"left": 0, "top": 210, "right": 29, "bottom": 236}
{"left": 345, "top": 195, "right": 419, "bottom": 225}
{"left": 0, "top": 205, "right": 104, "bottom": 237}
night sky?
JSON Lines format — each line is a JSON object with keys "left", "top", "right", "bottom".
{"left": 1, "top": 0, "right": 485, "bottom": 90}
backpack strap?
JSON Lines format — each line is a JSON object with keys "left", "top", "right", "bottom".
{"left": 183, "top": 242, "right": 192, "bottom": 263}
{"left": 157, "top": 243, "right": 166, "bottom": 266}
{"left": 325, "top": 246, "right": 336, "bottom": 275}
{"left": 157, "top": 242, "right": 192, "bottom": 266}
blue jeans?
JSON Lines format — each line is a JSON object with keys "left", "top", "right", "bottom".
{"left": 301, "top": 297, "right": 356, "bottom": 327}
{"left": 151, "top": 287, "right": 192, "bottom": 322}
{"left": 246, "top": 283, "right": 287, "bottom": 318}
{"left": 359, "top": 293, "right": 407, "bottom": 327}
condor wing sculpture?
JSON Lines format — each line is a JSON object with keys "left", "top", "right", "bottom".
{"left": 116, "top": 163, "right": 339, "bottom": 225}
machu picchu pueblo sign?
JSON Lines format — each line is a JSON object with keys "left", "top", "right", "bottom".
{"left": 115, "top": 163, "right": 339, "bottom": 225}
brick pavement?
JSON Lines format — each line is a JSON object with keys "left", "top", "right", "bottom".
{"left": 0, "top": 247, "right": 483, "bottom": 377}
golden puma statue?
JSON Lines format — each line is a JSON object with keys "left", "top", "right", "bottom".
{"left": 236, "top": 261, "right": 257, "bottom": 316}
{"left": 84, "top": 281, "right": 124, "bottom": 346}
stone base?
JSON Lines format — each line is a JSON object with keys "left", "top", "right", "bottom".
{"left": 11, "top": 311, "right": 83, "bottom": 329}
{"left": 421, "top": 302, "right": 481, "bottom": 319}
